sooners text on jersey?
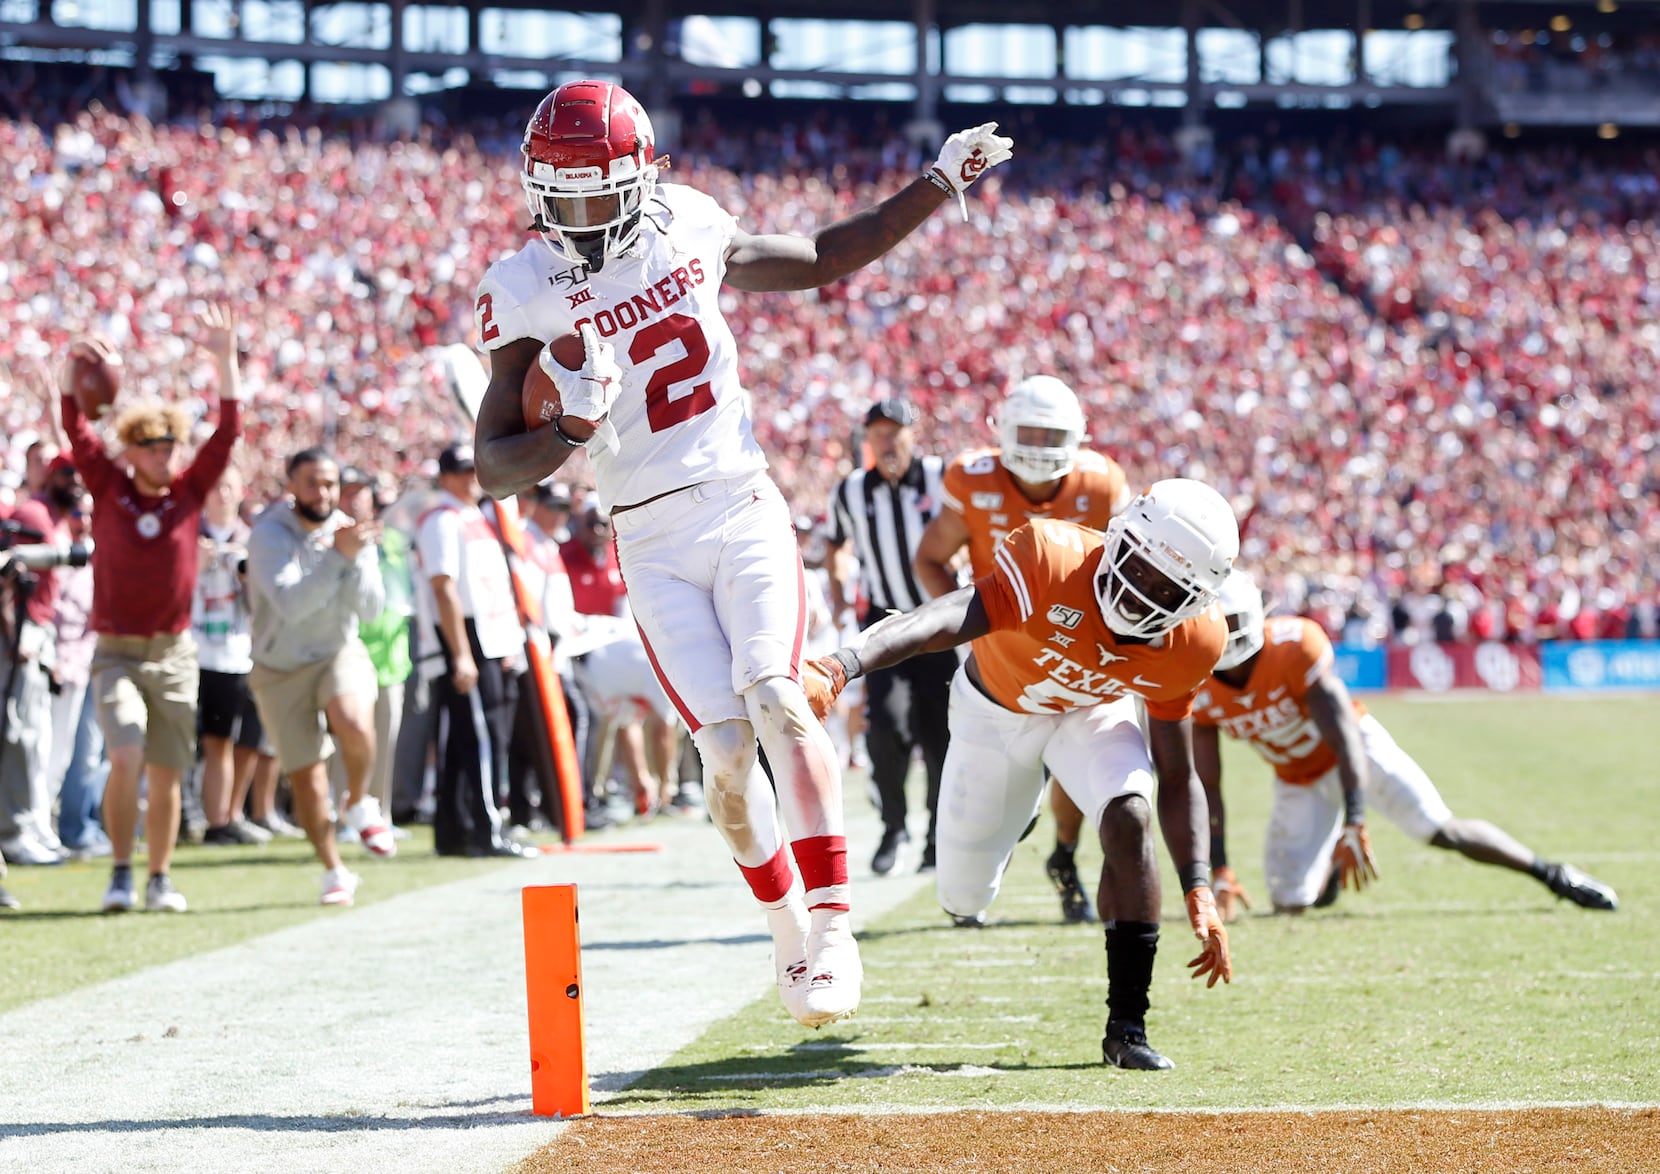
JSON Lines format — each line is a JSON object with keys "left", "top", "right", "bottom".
{"left": 940, "top": 448, "right": 1130, "bottom": 578}
{"left": 973, "top": 519, "right": 1224, "bottom": 721}
{"left": 474, "top": 183, "right": 768, "bottom": 511}
{"left": 1191, "top": 615, "right": 1369, "bottom": 784}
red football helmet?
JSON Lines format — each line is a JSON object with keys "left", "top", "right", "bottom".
{"left": 521, "top": 80, "right": 657, "bottom": 272}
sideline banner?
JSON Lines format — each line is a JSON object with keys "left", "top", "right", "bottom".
{"left": 1542, "top": 641, "right": 1660, "bottom": 692}
{"left": 1386, "top": 642, "right": 1542, "bottom": 693}
{"left": 1331, "top": 646, "right": 1387, "bottom": 692}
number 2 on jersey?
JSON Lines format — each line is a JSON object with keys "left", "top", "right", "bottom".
{"left": 632, "top": 313, "right": 716, "bottom": 432}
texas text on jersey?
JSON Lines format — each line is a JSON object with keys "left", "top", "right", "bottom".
{"left": 973, "top": 519, "right": 1225, "bottom": 721}
{"left": 1190, "top": 615, "right": 1369, "bottom": 784}
{"left": 940, "top": 448, "right": 1131, "bottom": 579}
{"left": 473, "top": 183, "right": 767, "bottom": 512}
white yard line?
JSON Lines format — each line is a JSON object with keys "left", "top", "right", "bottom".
{"left": 0, "top": 802, "right": 930, "bottom": 1174}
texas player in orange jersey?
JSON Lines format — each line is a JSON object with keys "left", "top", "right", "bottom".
{"left": 806, "top": 479, "right": 1238, "bottom": 1071}
{"left": 915, "top": 376, "right": 1132, "bottom": 925}
{"left": 1192, "top": 570, "right": 1618, "bottom": 917}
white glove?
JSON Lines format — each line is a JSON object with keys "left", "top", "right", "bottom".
{"left": 928, "top": 122, "right": 1014, "bottom": 220}
{"left": 547, "top": 323, "right": 621, "bottom": 426}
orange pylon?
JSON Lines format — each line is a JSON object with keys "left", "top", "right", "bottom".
{"left": 522, "top": 884, "right": 590, "bottom": 1117}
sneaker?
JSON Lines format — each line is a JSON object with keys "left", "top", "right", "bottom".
{"left": 1, "top": 832, "right": 64, "bottom": 866}
{"left": 232, "top": 817, "right": 273, "bottom": 844}
{"left": 798, "top": 909, "right": 863, "bottom": 1028}
{"left": 343, "top": 797, "right": 396, "bottom": 858}
{"left": 251, "top": 811, "right": 306, "bottom": 840}
{"left": 66, "top": 835, "right": 114, "bottom": 861}
{"left": 102, "top": 866, "right": 136, "bottom": 913}
{"left": 1543, "top": 863, "right": 1618, "bottom": 911}
{"left": 1045, "top": 846, "right": 1096, "bottom": 924}
{"left": 321, "top": 866, "right": 360, "bottom": 907}
{"left": 1103, "top": 1019, "right": 1175, "bottom": 1071}
{"left": 144, "top": 874, "right": 188, "bottom": 913}
{"left": 203, "top": 818, "right": 269, "bottom": 846}
{"left": 871, "top": 826, "right": 908, "bottom": 876}
{"left": 767, "top": 895, "right": 813, "bottom": 1025}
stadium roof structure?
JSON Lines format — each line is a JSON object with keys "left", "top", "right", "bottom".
{"left": 4, "top": 0, "right": 1658, "bottom": 126}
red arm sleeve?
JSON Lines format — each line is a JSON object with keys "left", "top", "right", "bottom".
{"left": 61, "top": 395, "right": 119, "bottom": 497}
{"left": 179, "top": 399, "right": 244, "bottom": 501}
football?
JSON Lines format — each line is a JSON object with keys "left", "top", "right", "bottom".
{"left": 521, "top": 330, "right": 585, "bottom": 431}
{"left": 68, "top": 340, "right": 122, "bottom": 421}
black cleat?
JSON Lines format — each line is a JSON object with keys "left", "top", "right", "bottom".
{"left": 871, "top": 826, "right": 908, "bottom": 876}
{"left": 1312, "top": 869, "right": 1341, "bottom": 909}
{"left": 1045, "top": 847, "right": 1096, "bottom": 923}
{"left": 1103, "top": 1020, "right": 1175, "bottom": 1070}
{"left": 948, "top": 912, "right": 987, "bottom": 929}
{"left": 917, "top": 842, "right": 936, "bottom": 873}
{"left": 1544, "top": 863, "right": 1618, "bottom": 911}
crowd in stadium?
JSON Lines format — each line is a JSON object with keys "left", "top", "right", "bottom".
{"left": 3, "top": 101, "right": 1657, "bottom": 652}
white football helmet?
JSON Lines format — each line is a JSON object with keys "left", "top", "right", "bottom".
{"left": 1096, "top": 478, "right": 1238, "bottom": 640}
{"left": 998, "top": 376, "right": 1086, "bottom": 484}
{"left": 1213, "top": 568, "right": 1266, "bottom": 670}
{"left": 521, "top": 80, "right": 658, "bottom": 272}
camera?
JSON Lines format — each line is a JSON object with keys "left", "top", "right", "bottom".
{"left": 0, "top": 541, "right": 94, "bottom": 575}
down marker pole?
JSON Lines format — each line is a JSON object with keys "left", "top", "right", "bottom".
{"left": 522, "top": 884, "right": 590, "bottom": 1117}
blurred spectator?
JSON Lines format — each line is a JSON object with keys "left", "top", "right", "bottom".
{"left": 561, "top": 506, "right": 626, "bottom": 619}
{"left": 414, "top": 444, "right": 534, "bottom": 858}
{"left": 246, "top": 447, "right": 393, "bottom": 908}
{"left": 190, "top": 463, "right": 276, "bottom": 847}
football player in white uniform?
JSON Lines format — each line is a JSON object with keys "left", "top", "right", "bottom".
{"left": 470, "top": 79, "right": 1013, "bottom": 1028}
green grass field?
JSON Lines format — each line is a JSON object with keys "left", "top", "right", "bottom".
{"left": 613, "top": 695, "right": 1659, "bottom": 1113}
{"left": 5, "top": 695, "right": 1655, "bottom": 1117}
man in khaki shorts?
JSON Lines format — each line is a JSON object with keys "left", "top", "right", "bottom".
{"left": 59, "top": 308, "right": 244, "bottom": 914}
{"left": 246, "top": 447, "right": 390, "bottom": 907}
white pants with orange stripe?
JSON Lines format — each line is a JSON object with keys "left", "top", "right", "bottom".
{"left": 1263, "top": 714, "right": 1454, "bottom": 906}
{"left": 935, "top": 670, "right": 1152, "bottom": 920}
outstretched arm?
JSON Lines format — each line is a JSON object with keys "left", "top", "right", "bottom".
{"left": 724, "top": 124, "right": 1013, "bottom": 293}
{"left": 849, "top": 586, "right": 989, "bottom": 673}
{"left": 801, "top": 586, "right": 988, "bottom": 719}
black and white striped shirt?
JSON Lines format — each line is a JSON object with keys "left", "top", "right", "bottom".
{"left": 828, "top": 455, "right": 946, "bottom": 618}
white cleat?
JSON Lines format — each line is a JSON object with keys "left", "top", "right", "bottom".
{"left": 766, "top": 893, "right": 820, "bottom": 1026}
{"left": 798, "top": 910, "right": 863, "bottom": 1028}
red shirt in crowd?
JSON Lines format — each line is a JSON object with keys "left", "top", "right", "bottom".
{"left": 63, "top": 395, "right": 243, "bottom": 637}
{"left": 559, "top": 537, "right": 626, "bottom": 617}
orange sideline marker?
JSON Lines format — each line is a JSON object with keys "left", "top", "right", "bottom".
{"left": 522, "top": 884, "right": 590, "bottom": 1117}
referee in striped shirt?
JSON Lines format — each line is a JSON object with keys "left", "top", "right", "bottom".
{"left": 826, "top": 399, "right": 955, "bottom": 876}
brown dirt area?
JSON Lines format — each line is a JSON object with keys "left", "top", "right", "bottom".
{"left": 516, "top": 1107, "right": 1659, "bottom": 1173}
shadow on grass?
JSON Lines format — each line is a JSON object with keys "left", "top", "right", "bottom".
{"left": 5, "top": 1096, "right": 540, "bottom": 1139}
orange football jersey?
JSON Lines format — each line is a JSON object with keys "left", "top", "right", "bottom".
{"left": 940, "top": 447, "right": 1131, "bottom": 579}
{"left": 1190, "top": 615, "right": 1368, "bottom": 785}
{"left": 973, "top": 519, "right": 1225, "bottom": 722}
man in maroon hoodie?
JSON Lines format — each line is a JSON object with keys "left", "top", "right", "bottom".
{"left": 62, "top": 306, "right": 244, "bottom": 914}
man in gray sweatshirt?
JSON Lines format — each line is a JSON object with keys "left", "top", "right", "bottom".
{"left": 246, "top": 447, "right": 390, "bottom": 907}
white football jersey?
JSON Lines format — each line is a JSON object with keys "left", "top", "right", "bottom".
{"left": 475, "top": 183, "right": 768, "bottom": 512}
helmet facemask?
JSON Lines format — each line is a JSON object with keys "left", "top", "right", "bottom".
{"left": 520, "top": 80, "right": 658, "bottom": 273}
{"left": 1094, "top": 479, "right": 1238, "bottom": 640}
{"left": 998, "top": 376, "right": 1085, "bottom": 485}
{"left": 1213, "top": 569, "right": 1266, "bottom": 670}
{"left": 522, "top": 157, "right": 655, "bottom": 272}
